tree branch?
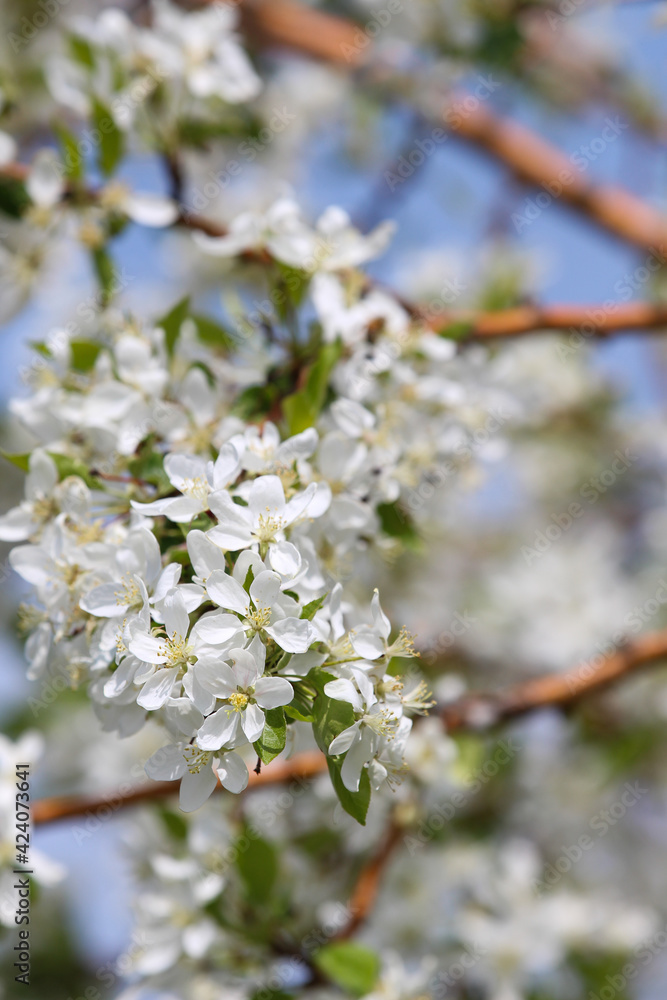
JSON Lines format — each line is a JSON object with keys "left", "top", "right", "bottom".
{"left": 333, "top": 821, "right": 403, "bottom": 940}
{"left": 441, "top": 628, "right": 667, "bottom": 731}
{"left": 32, "top": 629, "right": 667, "bottom": 825}
{"left": 220, "top": 0, "right": 667, "bottom": 253}
{"left": 32, "top": 749, "right": 327, "bottom": 825}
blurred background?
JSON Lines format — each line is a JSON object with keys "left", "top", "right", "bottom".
{"left": 3, "top": 1, "right": 667, "bottom": 997}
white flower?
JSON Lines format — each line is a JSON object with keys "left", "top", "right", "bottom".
{"left": 205, "top": 474, "right": 323, "bottom": 552}
{"left": 325, "top": 669, "right": 400, "bottom": 792}
{"left": 350, "top": 591, "right": 417, "bottom": 661}
{"left": 131, "top": 444, "right": 241, "bottom": 523}
{"left": 145, "top": 741, "right": 249, "bottom": 811}
{"left": 195, "top": 198, "right": 395, "bottom": 272}
{"left": 127, "top": 588, "right": 243, "bottom": 710}
{"left": 99, "top": 182, "right": 179, "bottom": 228}
{"left": 205, "top": 565, "right": 316, "bottom": 653}
{"left": 0, "top": 450, "right": 64, "bottom": 541}
{"left": 195, "top": 641, "right": 293, "bottom": 750}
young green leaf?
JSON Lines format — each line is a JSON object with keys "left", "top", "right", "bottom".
{"left": 313, "top": 941, "right": 380, "bottom": 996}
{"left": 327, "top": 758, "right": 371, "bottom": 826}
{"left": 236, "top": 831, "right": 278, "bottom": 905}
{"left": 253, "top": 707, "right": 287, "bottom": 765}
{"left": 157, "top": 295, "right": 190, "bottom": 356}
{"left": 92, "top": 99, "right": 124, "bottom": 177}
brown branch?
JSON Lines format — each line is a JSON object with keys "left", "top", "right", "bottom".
{"left": 447, "top": 98, "right": 667, "bottom": 252}
{"left": 224, "top": 1, "right": 667, "bottom": 253}
{"left": 32, "top": 749, "right": 327, "bottom": 825}
{"left": 32, "top": 628, "right": 667, "bottom": 826}
{"left": 441, "top": 628, "right": 667, "bottom": 731}
{"left": 334, "top": 821, "right": 403, "bottom": 940}
{"left": 430, "top": 301, "right": 667, "bottom": 340}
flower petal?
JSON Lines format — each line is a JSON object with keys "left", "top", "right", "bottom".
{"left": 216, "top": 752, "right": 249, "bottom": 793}
{"left": 179, "top": 764, "right": 218, "bottom": 812}
{"left": 145, "top": 743, "right": 188, "bottom": 781}
{"left": 254, "top": 676, "right": 294, "bottom": 709}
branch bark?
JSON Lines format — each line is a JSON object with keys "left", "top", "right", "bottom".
{"left": 225, "top": 0, "right": 667, "bottom": 253}
{"left": 441, "top": 628, "right": 667, "bottom": 731}
{"left": 32, "top": 629, "right": 667, "bottom": 825}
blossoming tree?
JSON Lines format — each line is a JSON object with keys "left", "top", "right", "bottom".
{"left": 2, "top": 1, "right": 667, "bottom": 998}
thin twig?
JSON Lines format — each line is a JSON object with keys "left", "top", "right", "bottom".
{"left": 441, "top": 628, "right": 667, "bottom": 731}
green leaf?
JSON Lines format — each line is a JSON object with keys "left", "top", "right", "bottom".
{"left": 91, "top": 246, "right": 116, "bottom": 306}
{"left": 439, "top": 320, "right": 473, "bottom": 341}
{"left": 0, "top": 175, "right": 30, "bottom": 218}
{"left": 158, "top": 808, "right": 188, "bottom": 841}
{"left": 68, "top": 33, "right": 95, "bottom": 69}
{"left": 190, "top": 313, "right": 235, "bottom": 352}
{"left": 310, "top": 670, "right": 355, "bottom": 755}
{"left": 327, "top": 757, "right": 371, "bottom": 826}
{"left": 254, "top": 707, "right": 287, "bottom": 765}
{"left": 313, "top": 942, "right": 380, "bottom": 996}
{"left": 54, "top": 123, "right": 83, "bottom": 183}
{"left": 92, "top": 99, "right": 124, "bottom": 177}
{"left": 250, "top": 991, "right": 293, "bottom": 1000}
{"left": 50, "top": 453, "right": 99, "bottom": 489}
{"left": 70, "top": 340, "right": 101, "bottom": 372}
{"left": 236, "top": 831, "right": 278, "bottom": 904}
{"left": 283, "top": 340, "right": 343, "bottom": 435}
{"left": 128, "top": 443, "right": 171, "bottom": 493}
{"left": 301, "top": 594, "right": 326, "bottom": 620}
{"left": 377, "top": 502, "right": 420, "bottom": 549}
{"left": 157, "top": 295, "right": 190, "bottom": 357}
{"left": 1, "top": 450, "right": 30, "bottom": 472}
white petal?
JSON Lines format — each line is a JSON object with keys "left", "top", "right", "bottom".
{"left": 205, "top": 569, "right": 248, "bottom": 615}
{"left": 324, "top": 678, "right": 363, "bottom": 713}
{"left": 265, "top": 617, "right": 315, "bottom": 654}
{"left": 137, "top": 667, "right": 179, "bottom": 709}
{"left": 81, "top": 582, "right": 127, "bottom": 617}
{"left": 268, "top": 541, "right": 301, "bottom": 578}
{"left": 145, "top": 743, "right": 188, "bottom": 781}
{"left": 187, "top": 529, "right": 227, "bottom": 579}
{"left": 229, "top": 648, "right": 261, "bottom": 689}
{"left": 328, "top": 721, "right": 361, "bottom": 756}
{"left": 241, "top": 702, "right": 265, "bottom": 742}
{"left": 26, "top": 449, "right": 58, "bottom": 499}
{"left": 129, "top": 633, "right": 168, "bottom": 664}
{"left": 254, "top": 676, "right": 294, "bottom": 709}
{"left": 249, "top": 570, "right": 281, "bottom": 610}
{"left": 350, "top": 629, "right": 384, "bottom": 661}
{"left": 216, "top": 752, "right": 249, "bottom": 793}
{"left": 179, "top": 764, "right": 218, "bottom": 812}
{"left": 196, "top": 707, "right": 239, "bottom": 750}
{"left": 341, "top": 728, "right": 374, "bottom": 792}
{"left": 212, "top": 441, "right": 242, "bottom": 490}
{"left": 163, "top": 588, "right": 190, "bottom": 640}
{"left": 192, "top": 612, "right": 243, "bottom": 646}
{"left": 194, "top": 659, "right": 237, "bottom": 698}
{"left": 248, "top": 474, "right": 285, "bottom": 519}
{"left": 124, "top": 192, "right": 179, "bottom": 228}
